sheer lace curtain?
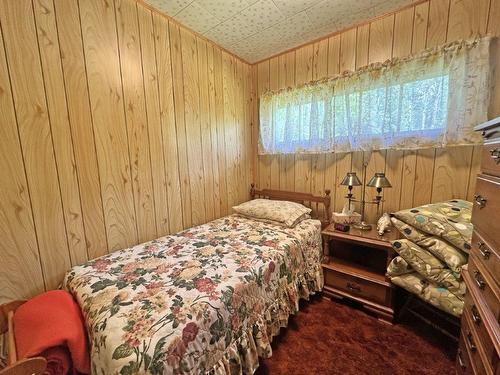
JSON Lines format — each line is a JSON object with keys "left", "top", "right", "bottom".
{"left": 259, "top": 37, "right": 492, "bottom": 155}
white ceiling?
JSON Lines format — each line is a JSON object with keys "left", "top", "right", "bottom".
{"left": 145, "top": 0, "right": 417, "bottom": 63}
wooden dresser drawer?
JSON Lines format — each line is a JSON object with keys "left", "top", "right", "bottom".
{"left": 461, "top": 308, "right": 491, "bottom": 375}
{"left": 464, "top": 291, "right": 499, "bottom": 371}
{"left": 472, "top": 175, "right": 500, "bottom": 251}
{"left": 481, "top": 142, "right": 500, "bottom": 177}
{"left": 467, "top": 256, "right": 500, "bottom": 323}
{"left": 323, "top": 267, "right": 390, "bottom": 307}
{"left": 471, "top": 230, "right": 500, "bottom": 289}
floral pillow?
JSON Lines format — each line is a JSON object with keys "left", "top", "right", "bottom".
{"left": 233, "top": 199, "right": 311, "bottom": 228}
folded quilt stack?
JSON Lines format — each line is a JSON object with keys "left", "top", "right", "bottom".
{"left": 386, "top": 200, "right": 473, "bottom": 317}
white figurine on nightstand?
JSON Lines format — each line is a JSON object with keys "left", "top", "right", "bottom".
{"left": 377, "top": 213, "right": 392, "bottom": 236}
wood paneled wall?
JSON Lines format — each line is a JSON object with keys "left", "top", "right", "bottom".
{"left": 253, "top": 0, "right": 500, "bottom": 224}
{"left": 2, "top": 0, "right": 499, "bottom": 302}
{"left": 0, "top": 0, "right": 253, "bottom": 302}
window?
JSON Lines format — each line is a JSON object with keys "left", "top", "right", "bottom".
{"left": 259, "top": 37, "right": 490, "bottom": 154}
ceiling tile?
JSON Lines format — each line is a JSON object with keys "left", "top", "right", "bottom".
{"left": 305, "top": 0, "right": 348, "bottom": 28}
{"left": 237, "top": 0, "right": 285, "bottom": 31}
{"left": 144, "top": 0, "right": 417, "bottom": 63}
{"left": 195, "top": 0, "right": 252, "bottom": 20}
{"left": 204, "top": 16, "right": 255, "bottom": 46}
{"left": 272, "top": 0, "right": 321, "bottom": 17}
{"left": 176, "top": 2, "right": 221, "bottom": 33}
{"left": 146, "top": 0, "right": 193, "bottom": 16}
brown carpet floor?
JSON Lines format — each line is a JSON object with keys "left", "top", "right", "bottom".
{"left": 256, "top": 295, "right": 457, "bottom": 375}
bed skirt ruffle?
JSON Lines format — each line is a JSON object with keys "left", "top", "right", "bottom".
{"left": 209, "top": 265, "right": 323, "bottom": 375}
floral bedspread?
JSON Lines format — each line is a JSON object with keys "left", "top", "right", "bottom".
{"left": 62, "top": 215, "right": 323, "bottom": 375}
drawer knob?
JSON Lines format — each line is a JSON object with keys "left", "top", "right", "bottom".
{"left": 471, "top": 304, "right": 481, "bottom": 325}
{"left": 346, "top": 282, "right": 361, "bottom": 293}
{"left": 457, "top": 349, "right": 466, "bottom": 370}
{"left": 477, "top": 242, "right": 490, "bottom": 259}
{"left": 489, "top": 148, "right": 500, "bottom": 164}
{"left": 473, "top": 194, "right": 487, "bottom": 208}
{"left": 466, "top": 332, "right": 476, "bottom": 352}
{"left": 473, "top": 270, "right": 486, "bottom": 290}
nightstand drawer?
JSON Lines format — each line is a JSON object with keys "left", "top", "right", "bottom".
{"left": 323, "top": 267, "right": 389, "bottom": 306}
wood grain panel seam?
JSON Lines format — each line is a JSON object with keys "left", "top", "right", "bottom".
{"left": 0, "top": 19, "right": 47, "bottom": 291}
{"left": 51, "top": 0, "right": 92, "bottom": 261}
{"left": 133, "top": 0, "right": 159, "bottom": 237}
{"left": 168, "top": 22, "right": 189, "bottom": 228}
{"left": 423, "top": 1, "right": 431, "bottom": 48}
{"left": 30, "top": 0, "right": 72, "bottom": 265}
{"left": 135, "top": 2, "right": 166, "bottom": 234}
{"left": 76, "top": 0, "right": 111, "bottom": 252}
{"left": 194, "top": 36, "right": 208, "bottom": 222}
{"left": 410, "top": 6, "right": 416, "bottom": 53}
{"left": 112, "top": 0, "right": 141, "bottom": 243}
{"left": 391, "top": 11, "right": 396, "bottom": 58}
{"left": 485, "top": 0, "right": 493, "bottom": 33}
{"left": 444, "top": 0, "right": 452, "bottom": 43}
{"left": 152, "top": 13, "right": 180, "bottom": 233}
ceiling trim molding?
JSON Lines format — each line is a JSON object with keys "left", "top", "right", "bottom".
{"left": 137, "top": 0, "right": 427, "bottom": 66}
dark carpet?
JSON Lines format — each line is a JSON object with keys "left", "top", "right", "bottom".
{"left": 255, "top": 295, "right": 456, "bottom": 375}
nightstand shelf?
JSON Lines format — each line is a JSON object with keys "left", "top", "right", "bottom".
{"left": 323, "top": 258, "right": 389, "bottom": 286}
{"left": 322, "top": 224, "right": 399, "bottom": 323}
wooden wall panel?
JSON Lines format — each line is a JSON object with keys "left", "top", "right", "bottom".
{"left": 0, "top": 0, "right": 71, "bottom": 290}
{"left": 153, "top": 12, "right": 183, "bottom": 234}
{"left": 0, "top": 0, "right": 251, "bottom": 302}
{"left": 116, "top": 0, "right": 157, "bottom": 243}
{"left": 53, "top": 0, "right": 108, "bottom": 260}
{"left": 79, "top": 0, "right": 138, "bottom": 251}
{"left": 254, "top": 0, "right": 500, "bottom": 220}
{"left": 0, "top": 21, "right": 44, "bottom": 301}
{"left": 180, "top": 28, "right": 205, "bottom": 226}
{"left": 137, "top": 5, "right": 169, "bottom": 235}
{"left": 33, "top": 0, "right": 88, "bottom": 266}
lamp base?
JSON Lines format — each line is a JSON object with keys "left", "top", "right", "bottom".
{"left": 352, "top": 221, "right": 372, "bottom": 230}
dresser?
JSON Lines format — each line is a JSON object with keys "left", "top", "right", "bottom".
{"left": 457, "top": 117, "right": 500, "bottom": 375}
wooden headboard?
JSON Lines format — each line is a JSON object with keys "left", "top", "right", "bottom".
{"left": 250, "top": 184, "right": 331, "bottom": 228}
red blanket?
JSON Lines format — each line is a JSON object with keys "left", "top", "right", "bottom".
{"left": 13, "top": 290, "right": 90, "bottom": 375}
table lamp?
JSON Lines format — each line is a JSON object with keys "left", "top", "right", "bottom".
{"left": 340, "top": 165, "right": 392, "bottom": 230}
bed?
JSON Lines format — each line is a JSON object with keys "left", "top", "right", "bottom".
{"left": 62, "top": 187, "right": 331, "bottom": 375}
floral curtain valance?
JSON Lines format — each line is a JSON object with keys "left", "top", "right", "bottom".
{"left": 259, "top": 37, "right": 492, "bottom": 155}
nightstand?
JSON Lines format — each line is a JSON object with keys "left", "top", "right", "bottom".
{"left": 321, "top": 224, "right": 400, "bottom": 323}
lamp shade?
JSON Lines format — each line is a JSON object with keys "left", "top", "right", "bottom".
{"left": 340, "top": 172, "right": 362, "bottom": 187}
{"left": 367, "top": 172, "right": 392, "bottom": 188}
